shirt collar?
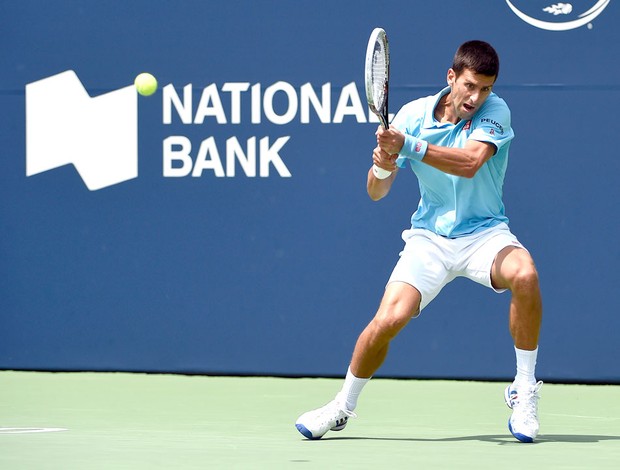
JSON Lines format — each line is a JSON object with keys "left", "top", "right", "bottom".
{"left": 422, "top": 86, "right": 452, "bottom": 129}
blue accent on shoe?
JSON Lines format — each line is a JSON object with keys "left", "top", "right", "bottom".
{"left": 296, "top": 423, "right": 321, "bottom": 440}
{"left": 508, "top": 418, "right": 534, "bottom": 443}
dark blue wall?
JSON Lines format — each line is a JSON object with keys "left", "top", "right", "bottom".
{"left": 1, "top": 1, "right": 618, "bottom": 382}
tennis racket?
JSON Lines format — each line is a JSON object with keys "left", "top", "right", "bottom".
{"left": 365, "top": 27, "right": 390, "bottom": 129}
{"left": 365, "top": 28, "right": 393, "bottom": 179}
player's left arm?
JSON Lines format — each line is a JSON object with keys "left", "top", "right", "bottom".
{"left": 377, "top": 96, "right": 514, "bottom": 178}
{"left": 377, "top": 127, "right": 495, "bottom": 178}
{"left": 419, "top": 140, "right": 496, "bottom": 178}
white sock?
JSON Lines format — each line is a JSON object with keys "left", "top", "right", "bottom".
{"left": 514, "top": 346, "right": 538, "bottom": 386}
{"left": 339, "top": 367, "right": 370, "bottom": 411}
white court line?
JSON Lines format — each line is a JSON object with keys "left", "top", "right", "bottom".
{"left": 546, "top": 414, "right": 620, "bottom": 421}
{"left": 0, "top": 428, "right": 68, "bottom": 434}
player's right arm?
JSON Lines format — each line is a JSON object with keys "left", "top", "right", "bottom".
{"left": 367, "top": 146, "right": 398, "bottom": 201}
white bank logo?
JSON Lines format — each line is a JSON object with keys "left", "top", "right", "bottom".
{"left": 506, "top": 1, "right": 610, "bottom": 30}
{"left": 26, "top": 70, "right": 137, "bottom": 190}
{"left": 26, "top": 70, "right": 378, "bottom": 190}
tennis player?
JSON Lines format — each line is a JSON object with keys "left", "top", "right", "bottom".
{"left": 295, "top": 40, "right": 543, "bottom": 443}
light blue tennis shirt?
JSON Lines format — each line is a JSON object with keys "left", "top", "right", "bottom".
{"left": 392, "top": 86, "right": 515, "bottom": 238}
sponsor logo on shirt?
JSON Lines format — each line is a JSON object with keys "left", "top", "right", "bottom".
{"left": 481, "top": 118, "right": 504, "bottom": 134}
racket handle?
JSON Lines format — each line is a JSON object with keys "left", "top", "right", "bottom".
{"left": 372, "top": 164, "right": 392, "bottom": 180}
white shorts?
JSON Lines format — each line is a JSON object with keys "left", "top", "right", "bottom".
{"left": 387, "top": 222, "right": 525, "bottom": 313}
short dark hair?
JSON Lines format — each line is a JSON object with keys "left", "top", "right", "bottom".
{"left": 452, "top": 40, "right": 500, "bottom": 78}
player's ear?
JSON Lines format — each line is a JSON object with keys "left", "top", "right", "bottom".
{"left": 447, "top": 68, "right": 456, "bottom": 87}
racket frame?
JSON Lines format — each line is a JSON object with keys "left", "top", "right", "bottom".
{"left": 364, "top": 27, "right": 390, "bottom": 129}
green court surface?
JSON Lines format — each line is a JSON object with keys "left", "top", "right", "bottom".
{"left": 1, "top": 372, "right": 619, "bottom": 469}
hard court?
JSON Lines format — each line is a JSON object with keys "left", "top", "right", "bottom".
{"left": 1, "top": 371, "right": 619, "bottom": 469}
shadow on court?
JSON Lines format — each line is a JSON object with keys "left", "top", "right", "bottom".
{"left": 317, "top": 434, "right": 620, "bottom": 445}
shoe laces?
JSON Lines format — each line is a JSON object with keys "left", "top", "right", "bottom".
{"left": 324, "top": 397, "right": 357, "bottom": 421}
{"left": 512, "top": 381, "right": 543, "bottom": 421}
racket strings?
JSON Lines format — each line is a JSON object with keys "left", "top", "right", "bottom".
{"left": 364, "top": 28, "right": 389, "bottom": 126}
{"left": 371, "top": 43, "right": 387, "bottom": 109}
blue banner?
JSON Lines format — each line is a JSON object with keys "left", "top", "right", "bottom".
{"left": 1, "top": 0, "right": 618, "bottom": 382}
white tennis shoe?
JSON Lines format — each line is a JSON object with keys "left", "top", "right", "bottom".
{"left": 504, "top": 381, "right": 543, "bottom": 443}
{"left": 295, "top": 394, "right": 356, "bottom": 440}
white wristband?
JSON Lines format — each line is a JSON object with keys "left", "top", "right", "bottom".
{"left": 372, "top": 164, "right": 392, "bottom": 180}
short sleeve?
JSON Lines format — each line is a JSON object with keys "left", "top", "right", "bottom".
{"left": 468, "top": 95, "right": 515, "bottom": 153}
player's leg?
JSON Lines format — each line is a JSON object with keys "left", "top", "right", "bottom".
{"left": 491, "top": 245, "right": 543, "bottom": 443}
{"left": 491, "top": 245, "right": 542, "bottom": 351}
{"left": 349, "top": 281, "right": 421, "bottom": 378}
{"left": 460, "top": 226, "right": 543, "bottom": 380}
{"left": 295, "top": 229, "right": 449, "bottom": 440}
{"left": 294, "top": 283, "right": 421, "bottom": 440}
{"left": 461, "top": 224, "right": 543, "bottom": 443}
{"left": 342, "top": 229, "right": 449, "bottom": 409}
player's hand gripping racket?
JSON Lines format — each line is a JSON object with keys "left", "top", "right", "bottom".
{"left": 365, "top": 28, "right": 393, "bottom": 179}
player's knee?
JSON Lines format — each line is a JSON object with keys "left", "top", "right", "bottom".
{"left": 509, "top": 263, "right": 540, "bottom": 295}
{"left": 373, "top": 301, "right": 417, "bottom": 338}
{"left": 372, "top": 314, "right": 408, "bottom": 339}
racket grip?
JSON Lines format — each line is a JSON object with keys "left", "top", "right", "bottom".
{"left": 372, "top": 164, "right": 392, "bottom": 180}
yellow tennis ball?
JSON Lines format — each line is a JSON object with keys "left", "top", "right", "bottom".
{"left": 134, "top": 72, "right": 158, "bottom": 96}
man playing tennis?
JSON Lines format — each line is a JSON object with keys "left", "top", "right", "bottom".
{"left": 295, "top": 40, "right": 543, "bottom": 443}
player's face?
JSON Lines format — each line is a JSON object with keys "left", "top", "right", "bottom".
{"left": 447, "top": 68, "right": 496, "bottom": 120}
